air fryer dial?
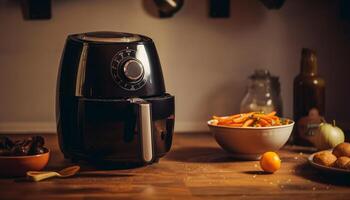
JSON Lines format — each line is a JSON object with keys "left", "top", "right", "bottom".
{"left": 111, "top": 49, "right": 147, "bottom": 91}
{"left": 123, "top": 60, "right": 144, "bottom": 81}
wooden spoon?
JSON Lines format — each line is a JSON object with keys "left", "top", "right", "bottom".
{"left": 26, "top": 165, "right": 80, "bottom": 182}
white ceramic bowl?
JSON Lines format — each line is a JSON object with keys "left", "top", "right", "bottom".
{"left": 208, "top": 119, "right": 294, "bottom": 160}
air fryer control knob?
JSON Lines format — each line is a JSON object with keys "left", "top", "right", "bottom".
{"left": 123, "top": 59, "right": 144, "bottom": 82}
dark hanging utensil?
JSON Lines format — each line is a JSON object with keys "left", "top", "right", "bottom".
{"left": 209, "top": 0, "right": 230, "bottom": 18}
{"left": 154, "top": 0, "right": 184, "bottom": 18}
{"left": 260, "top": 0, "right": 285, "bottom": 10}
{"left": 340, "top": 0, "right": 350, "bottom": 20}
{"left": 21, "top": 0, "right": 51, "bottom": 20}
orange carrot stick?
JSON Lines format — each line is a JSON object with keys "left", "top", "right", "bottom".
{"left": 258, "top": 118, "right": 270, "bottom": 127}
{"left": 213, "top": 114, "right": 241, "bottom": 123}
{"left": 266, "top": 111, "right": 276, "bottom": 116}
{"left": 226, "top": 123, "right": 244, "bottom": 127}
{"left": 243, "top": 119, "right": 255, "bottom": 127}
{"left": 252, "top": 114, "right": 275, "bottom": 123}
{"left": 233, "top": 112, "right": 255, "bottom": 123}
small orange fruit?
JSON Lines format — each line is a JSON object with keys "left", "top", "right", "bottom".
{"left": 260, "top": 151, "right": 281, "bottom": 173}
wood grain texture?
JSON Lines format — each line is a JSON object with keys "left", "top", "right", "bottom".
{"left": 0, "top": 133, "right": 349, "bottom": 200}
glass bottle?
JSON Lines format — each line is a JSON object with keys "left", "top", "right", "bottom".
{"left": 293, "top": 48, "right": 325, "bottom": 145}
{"left": 240, "top": 69, "right": 281, "bottom": 115}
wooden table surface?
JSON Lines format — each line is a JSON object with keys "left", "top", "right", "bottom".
{"left": 0, "top": 132, "right": 349, "bottom": 200}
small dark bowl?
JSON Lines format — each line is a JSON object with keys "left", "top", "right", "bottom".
{"left": 0, "top": 148, "right": 50, "bottom": 177}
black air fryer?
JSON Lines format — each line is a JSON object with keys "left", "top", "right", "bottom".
{"left": 56, "top": 32, "right": 175, "bottom": 165}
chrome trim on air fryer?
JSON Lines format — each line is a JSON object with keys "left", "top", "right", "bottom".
{"left": 75, "top": 43, "right": 88, "bottom": 96}
{"left": 139, "top": 103, "right": 153, "bottom": 162}
{"left": 128, "top": 98, "right": 154, "bottom": 163}
{"left": 79, "top": 34, "right": 141, "bottom": 43}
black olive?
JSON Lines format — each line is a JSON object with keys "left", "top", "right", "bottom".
{"left": 29, "top": 136, "right": 45, "bottom": 155}
{"left": 32, "top": 147, "right": 46, "bottom": 155}
{"left": 11, "top": 145, "right": 28, "bottom": 156}
{"left": 11, "top": 139, "right": 33, "bottom": 156}
{"left": 31, "top": 136, "right": 45, "bottom": 147}
{"left": 0, "top": 136, "right": 14, "bottom": 150}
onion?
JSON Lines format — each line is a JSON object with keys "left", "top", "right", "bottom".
{"left": 306, "top": 121, "right": 345, "bottom": 150}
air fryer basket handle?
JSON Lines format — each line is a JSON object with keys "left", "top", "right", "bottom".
{"left": 130, "top": 98, "right": 154, "bottom": 163}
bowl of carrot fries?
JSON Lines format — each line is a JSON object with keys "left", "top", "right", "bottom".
{"left": 208, "top": 111, "right": 294, "bottom": 160}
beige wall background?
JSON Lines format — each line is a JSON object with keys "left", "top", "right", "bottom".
{"left": 0, "top": 0, "right": 349, "bottom": 133}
